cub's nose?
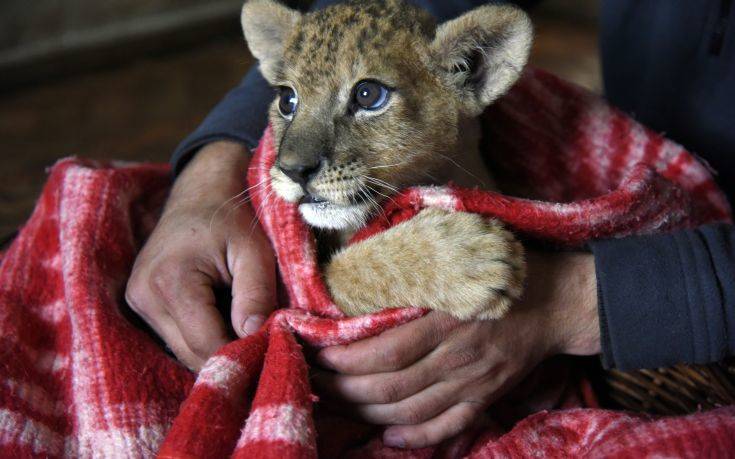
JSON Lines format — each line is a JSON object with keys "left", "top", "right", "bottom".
{"left": 278, "top": 159, "right": 323, "bottom": 188}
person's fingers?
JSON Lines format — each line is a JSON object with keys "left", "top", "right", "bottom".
{"left": 149, "top": 262, "right": 230, "bottom": 361}
{"left": 151, "top": 313, "right": 207, "bottom": 371}
{"left": 229, "top": 231, "right": 277, "bottom": 337}
{"left": 383, "top": 401, "right": 482, "bottom": 449}
{"left": 311, "top": 357, "right": 439, "bottom": 404}
{"left": 125, "top": 279, "right": 206, "bottom": 370}
{"left": 354, "top": 381, "right": 459, "bottom": 426}
{"left": 316, "top": 312, "right": 459, "bottom": 375}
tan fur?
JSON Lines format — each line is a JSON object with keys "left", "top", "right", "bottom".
{"left": 326, "top": 208, "right": 525, "bottom": 319}
{"left": 240, "top": 0, "right": 533, "bottom": 320}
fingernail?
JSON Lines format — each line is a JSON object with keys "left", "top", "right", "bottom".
{"left": 241, "top": 314, "right": 266, "bottom": 336}
{"left": 383, "top": 431, "right": 405, "bottom": 448}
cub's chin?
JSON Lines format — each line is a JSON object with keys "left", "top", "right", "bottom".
{"left": 298, "top": 200, "right": 374, "bottom": 230}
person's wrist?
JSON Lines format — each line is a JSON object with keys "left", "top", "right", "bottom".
{"left": 550, "top": 253, "right": 601, "bottom": 356}
{"left": 168, "top": 141, "right": 251, "bottom": 212}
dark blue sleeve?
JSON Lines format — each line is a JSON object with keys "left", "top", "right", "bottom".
{"left": 591, "top": 0, "right": 735, "bottom": 370}
{"left": 170, "top": 0, "right": 536, "bottom": 174}
{"left": 591, "top": 224, "right": 735, "bottom": 370}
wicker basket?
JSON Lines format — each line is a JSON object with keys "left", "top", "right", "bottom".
{"left": 603, "top": 359, "right": 735, "bottom": 415}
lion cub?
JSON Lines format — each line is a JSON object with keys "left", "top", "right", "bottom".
{"left": 241, "top": 0, "right": 531, "bottom": 320}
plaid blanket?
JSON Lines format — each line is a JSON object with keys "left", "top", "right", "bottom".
{"left": 1, "top": 68, "right": 734, "bottom": 458}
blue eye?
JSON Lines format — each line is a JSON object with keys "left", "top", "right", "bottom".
{"left": 354, "top": 81, "right": 390, "bottom": 110}
{"left": 277, "top": 87, "right": 298, "bottom": 119}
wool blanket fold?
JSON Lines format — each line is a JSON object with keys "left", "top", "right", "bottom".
{"left": 1, "top": 68, "right": 734, "bottom": 458}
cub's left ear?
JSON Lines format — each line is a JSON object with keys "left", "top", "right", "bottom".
{"left": 431, "top": 4, "right": 532, "bottom": 115}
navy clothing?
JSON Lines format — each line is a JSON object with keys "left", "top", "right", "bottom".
{"left": 172, "top": 0, "right": 735, "bottom": 370}
{"left": 593, "top": 225, "right": 735, "bottom": 370}
{"left": 591, "top": 0, "right": 735, "bottom": 369}
{"left": 600, "top": 0, "right": 735, "bottom": 199}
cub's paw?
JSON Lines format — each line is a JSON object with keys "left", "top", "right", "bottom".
{"left": 325, "top": 208, "right": 525, "bottom": 320}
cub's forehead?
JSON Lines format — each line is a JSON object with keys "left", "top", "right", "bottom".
{"left": 281, "top": 0, "right": 435, "bottom": 88}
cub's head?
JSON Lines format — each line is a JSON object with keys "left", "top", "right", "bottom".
{"left": 241, "top": 0, "right": 532, "bottom": 230}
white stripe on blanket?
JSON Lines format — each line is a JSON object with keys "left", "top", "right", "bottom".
{"left": 238, "top": 404, "right": 310, "bottom": 447}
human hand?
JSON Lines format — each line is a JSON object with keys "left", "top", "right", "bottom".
{"left": 314, "top": 251, "right": 599, "bottom": 449}
{"left": 125, "top": 141, "right": 276, "bottom": 371}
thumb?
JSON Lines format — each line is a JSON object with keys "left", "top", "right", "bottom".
{"left": 229, "top": 233, "right": 277, "bottom": 337}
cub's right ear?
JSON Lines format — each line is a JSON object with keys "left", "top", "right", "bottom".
{"left": 431, "top": 4, "right": 532, "bottom": 116}
{"left": 241, "top": 0, "right": 301, "bottom": 84}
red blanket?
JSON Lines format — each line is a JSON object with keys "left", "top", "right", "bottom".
{"left": 1, "top": 68, "right": 734, "bottom": 458}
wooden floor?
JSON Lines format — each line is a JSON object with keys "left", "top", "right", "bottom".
{"left": 0, "top": 15, "right": 600, "bottom": 237}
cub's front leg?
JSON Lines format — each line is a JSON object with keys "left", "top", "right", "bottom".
{"left": 325, "top": 208, "right": 525, "bottom": 320}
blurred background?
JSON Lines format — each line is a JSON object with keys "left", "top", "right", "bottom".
{"left": 0, "top": 0, "right": 600, "bottom": 238}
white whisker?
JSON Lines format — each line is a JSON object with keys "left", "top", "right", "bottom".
{"left": 209, "top": 178, "right": 268, "bottom": 232}
{"left": 436, "top": 152, "right": 486, "bottom": 186}
{"left": 358, "top": 185, "right": 388, "bottom": 223}
{"left": 247, "top": 188, "right": 276, "bottom": 238}
{"left": 368, "top": 161, "right": 407, "bottom": 170}
{"left": 421, "top": 170, "right": 440, "bottom": 183}
{"left": 363, "top": 176, "right": 400, "bottom": 193}
{"left": 364, "top": 182, "right": 397, "bottom": 206}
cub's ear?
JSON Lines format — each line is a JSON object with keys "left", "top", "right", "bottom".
{"left": 431, "top": 5, "right": 532, "bottom": 115}
{"left": 241, "top": 0, "right": 301, "bottom": 84}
